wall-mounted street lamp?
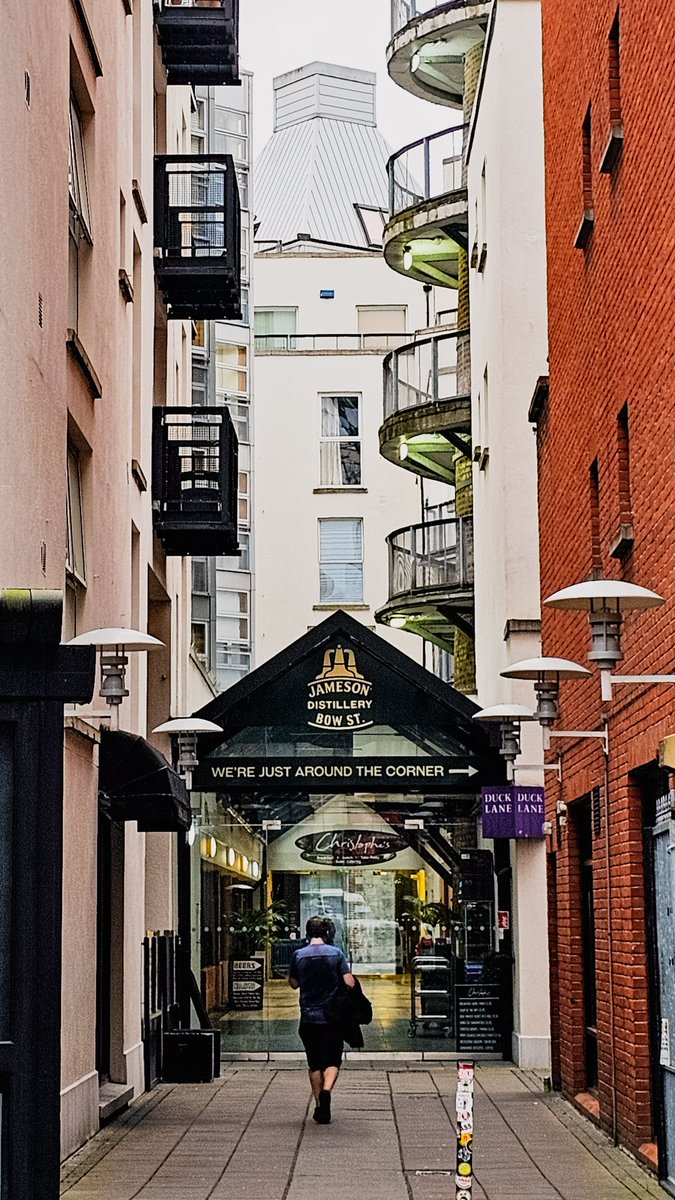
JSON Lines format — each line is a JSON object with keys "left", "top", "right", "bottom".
{"left": 544, "top": 579, "right": 665, "bottom": 701}
{"left": 499, "top": 656, "right": 607, "bottom": 755}
{"left": 152, "top": 716, "right": 223, "bottom": 791}
{"left": 67, "top": 627, "right": 164, "bottom": 724}
{"left": 472, "top": 703, "right": 535, "bottom": 780}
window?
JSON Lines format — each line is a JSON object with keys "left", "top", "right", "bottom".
{"left": 601, "top": 11, "right": 624, "bottom": 173}
{"left": 192, "top": 355, "right": 209, "bottom": 406}
{"left": 216, "top": 340, "right": 247, "bottom": 394}
{"left": 254, "top": 307, "right": 298, "bottom": 350}
{"left": 617, "top": 404, "right": 631, "bottom": 518}
{"left": 575, "top": 105, "right": 595, "bottom": 248}
{"left": 191, "top": 621, "right": 208, "bottom": 662}
{"left": 225, "top": 400, "right": 250, "bottom": 444}
{"left": 609, "top": 10, "right": 622, "bottom": 128}
{"left": 354, "top": 204, "right": 386, "bottom": 247}
{"left": 238, "top": 469, "right": 250, "bottom": 525}
{"left": 320, "top": 395, "right": 361, "bottom": 487}
{"left": 66, "top": 444, "right": 86, "bottom": 586}
{"left": 192, "top": 558, "right": 209, "bottom": 594}
{"left": 218, "top": 531, "right": 250, "bottom": 572}
{"left": 356, "top": 306, "right": 407, "bottom": 348}
{"left": 68, "top": 97, "right": 92, "bottom": 329}
{"left": 319, "top": 518, "right": 364, "bottom": 603}
{"left": 590, "top": 458, "right": 601, "bottom": 572}
{"left": 216, "top": 647, "right": 251, "bottom": 690}
{"left": 216, "top": 589, "right": 249, "bottom": 643}
{"left": 68, "top": 99, "right": 92, "bottom": 242}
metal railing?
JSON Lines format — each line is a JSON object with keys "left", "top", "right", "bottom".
{"left": 255, "top": 332, "right": 409, "bottom": 353}
{"left": 387, "top": 515, "right": 474, "bottom": 599}
{"left": 388, "top": 124, "right": 466, "bottom": 218}
{"left": 383, "top": 328, "right": 470, "bottom": 421}
{"left": 391, "top": 0, "right": 470, "bottom": 36}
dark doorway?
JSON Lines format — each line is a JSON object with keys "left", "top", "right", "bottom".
{"left": 575, "top": 798, "right": 598, "bottom": 1090}
{"left": 96, "top": 813, "right": 125, "bottom": 1084}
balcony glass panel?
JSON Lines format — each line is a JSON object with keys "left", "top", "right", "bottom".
{"left": 388, "top": 516, "right": 473, "bottom": 599}
{"left": 383, "top": 329, "right": 469, "bottom": 421}
{"left": 388, "top": 125, "right": 465, "bottom": 218}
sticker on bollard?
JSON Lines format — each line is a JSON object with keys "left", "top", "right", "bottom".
{"left": 455, "top": 1061, "right": 475, "bottom": 1194}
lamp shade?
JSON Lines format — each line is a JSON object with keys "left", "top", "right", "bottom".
{"left": 153, "top": 717, "right": 223, "bottom": 734}
{"left": 472, "top": 703, "right": 535, "bottom": 723}
{"left": 544, "top": 580, "right": 663, "bottom": 612}
{"left": 501, "top": 656, "right": 590, "bottom": 681}
{"left": 67, "top": 627, "right": 164, "bottom": 651}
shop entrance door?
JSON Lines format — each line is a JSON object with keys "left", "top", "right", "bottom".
{"left": 652, "top": 810, "right": 675, "bottom": 1192}
{"left": 299, "top": 870, "right": 402, "bottom": 975}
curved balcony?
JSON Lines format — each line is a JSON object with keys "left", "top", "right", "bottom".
{"left": 388, "top": 1, "right": 491, "bottom": 107}
{"left": 384, "top": 125, "right": 468, "bottom": 286}
{"left": 380, "top": 328, "right": 471, "bottom": 484}
{"left": 376, "top": 514, "right": 474, "bottom": 653}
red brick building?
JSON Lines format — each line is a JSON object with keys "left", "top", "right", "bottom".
{"left": 535, "top": 0, "right": 675, "bottom": 1181}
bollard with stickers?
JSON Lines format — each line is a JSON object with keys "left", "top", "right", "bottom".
{"left": 455, "top": 1060, "right": 475, "bottom": 1198}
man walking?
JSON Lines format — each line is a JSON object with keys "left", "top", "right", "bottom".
{"left": 289, "top": 916, "right": 355, "bottom": 1124}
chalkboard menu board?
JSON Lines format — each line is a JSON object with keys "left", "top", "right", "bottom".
{"left": 230, "top": 958, "right": 264, "bottom": 1010}
{"left": 455, "top": 984, "right": 503, "bottom": 1054}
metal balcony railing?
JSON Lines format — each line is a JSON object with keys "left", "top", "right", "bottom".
{"left": 387, "top": 516, "right": 474, "bottom": 600}
{"left": 155, "top": 0, "right": 239, "bottom": 87}
{"left": 152, "top": 406, "right": 238, "bottom": 556}
{"left": 391, "top": 0, "right": 470, "bottom": 36}
{"left": 383, "top": 328, "right": 469, "bottom": 421}
{"left": 388, "top": 125, "right": 466, "bottom": 218}
{"left": 254, "top": 332, "right": 409, "bottom": 353}
{"left": 154, "top": 154, "right": 241, "bottom": 320}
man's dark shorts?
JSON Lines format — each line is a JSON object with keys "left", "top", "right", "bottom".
{"left": 299, "top": 1022, "right": 344, "bottom": 1071}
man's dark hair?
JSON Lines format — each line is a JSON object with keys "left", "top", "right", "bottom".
{"left": 306, "top": 915, "right": 333, "bottom": 942}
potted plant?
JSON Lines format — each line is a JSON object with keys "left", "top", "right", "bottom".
{"left": 228, "top": 902, "right": 288, "bottom": 1010}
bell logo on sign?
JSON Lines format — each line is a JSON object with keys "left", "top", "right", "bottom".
{"left": 307, "top": 645, "right": 373, "bottom": 730}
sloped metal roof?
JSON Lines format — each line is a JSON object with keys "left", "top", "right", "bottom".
{"left": 254, "top": 72, "right": 392, "bottom": 248}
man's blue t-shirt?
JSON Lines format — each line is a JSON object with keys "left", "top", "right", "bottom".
{"left": 289, "top": 943, "right": 350, "bottom": 1024}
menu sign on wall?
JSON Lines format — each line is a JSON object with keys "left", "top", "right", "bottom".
{"left": 455, "top": 984, "right": 503, "bottom": 1055}
{"left": 481, "top": 786, "right": 546, "bottom": 838}
{"left": 230, "top": 958, "right": 264, "bottom": 1010}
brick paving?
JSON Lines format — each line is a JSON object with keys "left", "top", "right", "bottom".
{"left": 60, "top": 1066, "right": 664, "bottom": 1200}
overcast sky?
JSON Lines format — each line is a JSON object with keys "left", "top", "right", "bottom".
{"left": 239, "top": 0, "right": 443, "bottom": 155}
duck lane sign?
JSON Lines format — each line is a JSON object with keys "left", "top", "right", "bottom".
{"left": 481, "top": 786, "right": 546, "bottom": 838}
{"left": 306, "top": 644, "right": 374, "bottom": 730}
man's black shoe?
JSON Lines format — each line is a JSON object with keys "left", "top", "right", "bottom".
{"left": 317, "top": 1089, "right": 331, "bottom": 1124}
{"left": 312, "top": 1105, "right": 321, "bottom": 1123}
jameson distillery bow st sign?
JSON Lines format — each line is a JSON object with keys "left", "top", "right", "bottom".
{"left": 481, "top": 786, "right": 546, "bottom": 839}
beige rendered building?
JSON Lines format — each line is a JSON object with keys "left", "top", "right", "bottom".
{"left": 1, "top": 0, "right": 240, "bottom": 1165}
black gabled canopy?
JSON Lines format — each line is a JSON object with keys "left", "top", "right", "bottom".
{"left": 193, "top": 612, "right": 504, "bottom": 793}
{"left": 99, "top": 729, "right": 190, "bottom": 833}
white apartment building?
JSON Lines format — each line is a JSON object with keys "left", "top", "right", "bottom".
{"left": 252, "top": 63, "right": 438, "bottom": 665}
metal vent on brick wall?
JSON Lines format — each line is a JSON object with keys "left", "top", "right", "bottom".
{"left": 152, "top": 406, "right": 239, "bottom": 557}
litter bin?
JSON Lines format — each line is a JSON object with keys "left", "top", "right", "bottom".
{"left": 162, "top": 1029, "right": 215, "bottom": 1083}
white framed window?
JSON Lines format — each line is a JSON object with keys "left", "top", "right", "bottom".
{"left": 68, "top": 98, "right": 92, "bottom": 243}
{"left": 218, "top": 531, "right": 250, "bottom": 572}
{"left": 254, "top": 307, "right": 298, "bottom": 350}
{"left": 354, "top": 204, "right": 386, "bottom": 247}
{"left": 216, "top": 340, "right": 247, "bottom": 395}
{"left": 319, "top": 518, "right": 364, "bottom": 604}
{"left": 216, "top": 647, "right": 251, "bottom": 690}
{"left": 356, "top": 306, "right": 407, "bottom": 349}
{"left": 320, "top": 395, "right": 361, "bottom": 487}
{"left": 238, "top": 469, "right": 250, "bottom": 526}
{"left": 66, "top": 444, "right": 86, "bottom": 586}
{"left": 216, "top": 589, "right": 249, "bottom": 643}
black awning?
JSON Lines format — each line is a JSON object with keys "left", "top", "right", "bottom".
{"left": 98, "top": 729, "right": 190, "bottom": 833}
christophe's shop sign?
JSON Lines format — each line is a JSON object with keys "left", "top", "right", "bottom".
{"left": 307, "top": 645, "right": 373, "bottom": 730}
{"left": 296, "top": 829, "right": 408, "bottom": 866}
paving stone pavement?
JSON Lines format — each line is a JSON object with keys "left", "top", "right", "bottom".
{"left": 60, "top": 1066, "right": 665, "bottom": 1200}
